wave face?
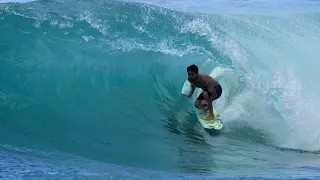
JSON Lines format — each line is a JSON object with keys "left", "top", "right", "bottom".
{"left": 1, "top": 0, "right": 320, "bottom": 178}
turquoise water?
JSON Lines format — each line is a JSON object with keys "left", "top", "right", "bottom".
{"left": 1, "top": 0, "right": 320, "bottom": 179}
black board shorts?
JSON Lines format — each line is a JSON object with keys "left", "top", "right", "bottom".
{"left": 197, "top": 85, "right": 222, "bottom": 101}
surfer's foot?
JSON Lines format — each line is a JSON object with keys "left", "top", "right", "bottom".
{"left": 203, "top": 115, "right": 215, "bottom": 120}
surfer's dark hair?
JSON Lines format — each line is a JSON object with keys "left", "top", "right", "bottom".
{"left": 187, "top": 64, "right": 198, "bottom": 73}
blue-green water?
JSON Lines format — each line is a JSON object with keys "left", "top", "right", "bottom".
{"left": 1, "top": 0, "right": 320, "bottom": 179}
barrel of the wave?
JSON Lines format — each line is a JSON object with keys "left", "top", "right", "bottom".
{"left": 181, "top": 80, "right": 223, "bottom": 130}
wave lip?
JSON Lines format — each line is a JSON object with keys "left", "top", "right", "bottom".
{"left": 125, "top": 0, "right": 320, "bottom": 14}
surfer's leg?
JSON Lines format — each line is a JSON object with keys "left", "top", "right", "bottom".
{"left": 195, "top": 92, "right": 205, "bottom": 109}
{"left": 194, "top": 100, "right": 204, "bottom": 109}
{"left": 203, "top": 85, "right": 223, "bottom": 120}
{"left": 202, "top": 91, "right": 216, "bottom": 120}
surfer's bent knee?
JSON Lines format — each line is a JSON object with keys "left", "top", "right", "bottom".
{"left": 202, "top": 91, "right": 209, "bottom": 98}
{"left": 194, "top": 100, "right": 201, "bottom": 108}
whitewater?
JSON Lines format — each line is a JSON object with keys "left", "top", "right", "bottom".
{"left": 1, "top": 0, "right": 320, "bottom": 179}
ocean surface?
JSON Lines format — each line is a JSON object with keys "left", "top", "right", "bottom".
{"left": 1, "top": 0, "right": 320, "bottom": 179}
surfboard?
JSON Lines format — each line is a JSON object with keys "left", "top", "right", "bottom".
{"left": 196, "top": 107, "right": 223, "bottom": 130}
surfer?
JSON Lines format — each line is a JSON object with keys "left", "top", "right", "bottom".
{"left": 184, "top": 64, "right": 222, "bottom": 120}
